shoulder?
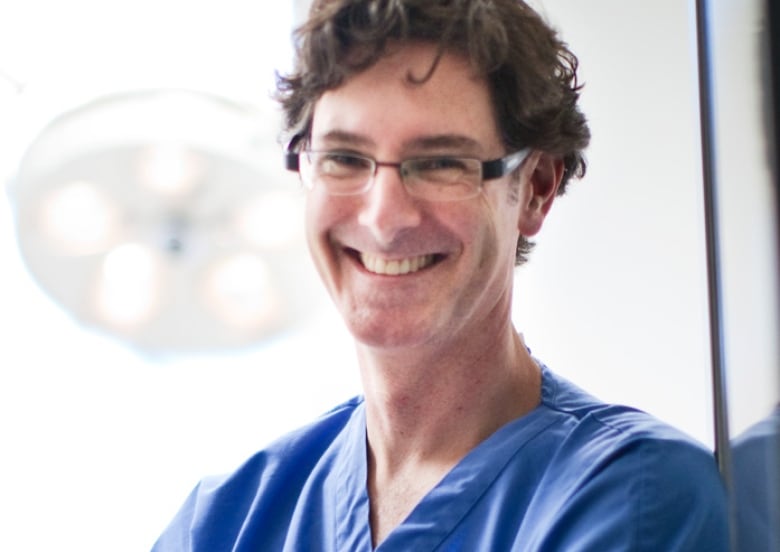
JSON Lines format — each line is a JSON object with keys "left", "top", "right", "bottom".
{"left": 254, "top": 395, "right": 365, "bottom": 462}
{"left": 539, "top": 363, "right": 714, "bottom": 453}
{"left": 152, "top": 396, "right": 365, "bottom": 552}
{"left": 538, "top": 364, "right": 722, "bottom": 493}
{"left": 529, "top": 365, "right": 729, "bottom": 550}
{"left": 216, "top": 394, "right": 364, "bottom": 484}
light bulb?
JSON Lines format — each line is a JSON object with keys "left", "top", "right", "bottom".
{"left": 94, "top": 243, "right": 163, "bottom": 328}
{"left": 38, "top": 180, "right": 119, "bottom": 255}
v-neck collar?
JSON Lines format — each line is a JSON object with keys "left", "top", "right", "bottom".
{"left": 332, "top": 370, "right": 560, "bottom": 551}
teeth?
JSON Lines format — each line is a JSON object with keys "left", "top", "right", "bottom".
{"left": 359, "top": 253, "right": 435, "bottom": 276}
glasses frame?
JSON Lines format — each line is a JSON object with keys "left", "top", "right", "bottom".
{"left": 285, "top": 137, "right": 531, "bottom": 201}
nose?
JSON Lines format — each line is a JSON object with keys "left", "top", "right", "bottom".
{"left": 356, "top": 164, "right": 422, "bottom": 245}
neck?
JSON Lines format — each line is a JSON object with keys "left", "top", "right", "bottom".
{"left": 357, "top": 322, "right": 541, "bottom": 473}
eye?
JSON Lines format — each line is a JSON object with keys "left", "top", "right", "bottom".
{"left": 407, "top": 157, "right": 479, "bottom": 183}
{"left": 413, "top": 157, "right": 469, "bottom": 172}
{"left": 316, "top": 152, "right": 373, "bottom": 176}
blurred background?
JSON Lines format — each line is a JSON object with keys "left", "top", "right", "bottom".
{"left": 0, "top": 0, "right": 776, "bottom": 550}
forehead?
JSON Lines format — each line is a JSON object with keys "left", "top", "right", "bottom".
{"left": 310, "top": 43, "right": 502, "bottom": 154}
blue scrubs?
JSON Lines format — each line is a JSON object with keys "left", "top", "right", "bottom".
{"left": 152, "top": 365, "right": 729, "bottom": 551}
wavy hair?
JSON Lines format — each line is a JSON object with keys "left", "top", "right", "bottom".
{"left": 276, "top": 0, "right": 591, "bottom": 264}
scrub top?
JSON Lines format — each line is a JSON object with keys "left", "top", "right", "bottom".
{"left": 152, "top": 364, "right": 729, "bottom": 551}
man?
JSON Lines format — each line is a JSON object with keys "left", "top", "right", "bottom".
{"left": 153, "top": 1, "right": 729, "bottom": 550}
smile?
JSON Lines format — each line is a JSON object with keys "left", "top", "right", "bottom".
{"left": 359, "top": 252, "right": 437, "bottom": 276}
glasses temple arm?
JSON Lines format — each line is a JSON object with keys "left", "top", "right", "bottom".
{"left": 284, "top": 134, "right": 304, "bottom": 172}
{"left": 482, "top": 148, "right": 530, "bottom": 180}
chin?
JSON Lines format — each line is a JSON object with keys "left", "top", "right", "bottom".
{"left": 348, "top": 316, "right": 435, "bottom": 351}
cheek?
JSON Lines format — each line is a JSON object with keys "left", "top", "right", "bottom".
{"left": 303, "top": 193, "right": 335, "bottom": 270}
{"left": 303, "top": 192, "right": 357, "bottom": 274}
{"left": 476, "top": 191, "right": 521, "bottom": 250}
{"left": 304, "top": 190, "right": 341, "bottom": 241}
{"left": 443, "top": 203, "right": 500, "bottom": 270}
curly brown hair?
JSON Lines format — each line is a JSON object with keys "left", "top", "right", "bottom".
{"left": 276, "top": 0, "right": 590, "bottom": 264}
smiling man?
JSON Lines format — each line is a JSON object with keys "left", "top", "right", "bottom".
{"left": 153, "top": 1, "right": 729, "bottom": 550}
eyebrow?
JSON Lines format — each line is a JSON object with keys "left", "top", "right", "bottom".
{"left": 315, "top": 130, "right": 374, "bottom": 149}
{"left": 405, "top": 134, "right": 483, "bottom": 154}
{"left": 313, "top": 130, "right": 485, "bottom": 155}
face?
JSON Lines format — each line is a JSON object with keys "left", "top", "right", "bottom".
{"left": 305, "top": 43, "right": 546, "bottom": 352}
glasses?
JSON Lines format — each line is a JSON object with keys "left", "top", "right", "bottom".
{"left": 285, "top": 148, "right": 531, "bottom": 202}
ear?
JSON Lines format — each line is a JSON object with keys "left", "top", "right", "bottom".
{"left": 517, "top": 151, "right": 565, "bottom": 237}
